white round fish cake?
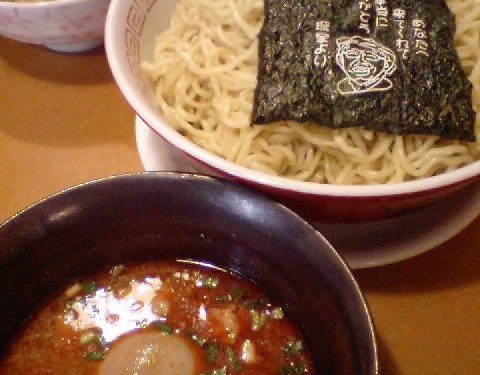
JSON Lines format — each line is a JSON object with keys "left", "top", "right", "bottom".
{"left": 99, "top": 332, "right": 196, "bottom": 375}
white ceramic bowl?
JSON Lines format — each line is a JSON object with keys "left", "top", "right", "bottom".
{"left": 105, "top": 0, "right": 480, "bottom": 223}
{"left": 0, "top": 0, "right": 110, "bottom": 52}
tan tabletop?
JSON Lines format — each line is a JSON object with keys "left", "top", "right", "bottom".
{"left": 1, "top": 36, "right": 480, "bottom": 374}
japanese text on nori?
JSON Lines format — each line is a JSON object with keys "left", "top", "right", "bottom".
{"left": 252, "top": 0, "right": 476, "bottom": 141}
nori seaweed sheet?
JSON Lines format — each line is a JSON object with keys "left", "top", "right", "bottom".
{"left": 252, "top": 0, "right": 476, "bottom": 141}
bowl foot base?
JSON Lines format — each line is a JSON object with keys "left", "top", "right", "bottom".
{"left": 44, "top": 37, "right": 104, "bottom": 53}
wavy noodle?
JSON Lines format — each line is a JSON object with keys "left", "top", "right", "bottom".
{"left": 142, "top": 0, "right": 480, "bottom": 185}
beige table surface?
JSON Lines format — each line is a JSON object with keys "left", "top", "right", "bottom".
{"left": 1, "top": 36, "right": 480, "bottom": 374}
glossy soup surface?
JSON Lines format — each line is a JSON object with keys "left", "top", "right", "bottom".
{"left": 0, "top": 260, "right": 314, "bottom": 375}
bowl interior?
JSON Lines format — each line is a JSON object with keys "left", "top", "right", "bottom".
{"left": 0, "top": 172, "right": 377, "bottom": 375}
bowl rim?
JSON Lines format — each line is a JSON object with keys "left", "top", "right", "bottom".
{"left": 104, "top": 0, "right": 480, "bottom": 199}
{"left": 0, "top": 0, "right": 90, "bottom": 8}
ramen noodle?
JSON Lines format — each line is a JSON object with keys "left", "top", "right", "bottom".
{"left": 141, "top": 0, "right": 480, "bottom": 184}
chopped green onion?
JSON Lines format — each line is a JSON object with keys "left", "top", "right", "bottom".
{"left": 292, "top": 362, "right": 306, "bottom": 373}
{"left": 79, "top": 330, "right": 101, "bottom": 345}
{"left": 229, "top": 285, "right": 245, "bottom": 301}
{"left": 137, "top": 319, "right": 149, "bottom": 329}
{"left": 80, "top": 331, "right": 107, "bottom": 348}
{"left": 196, "top": 275, "right": 220, "bottom": 288}
{"left": 215, "top": 285, "right": 246, "bottom": 303}
{"left": 200, "top": 367, "right": 227, "bottom": 375}
{"left": 109, "top": 264, "right": 125, "bottom": 277}
{"left": 270, "top": 307, "right": 284, "bottom": 319}
{"left": 250, "top": 309, "right": 268, "bottom": 331}
{"left": 226, "top": 346, "right": 242, "bottom": 372}
{"left": 64, "top": 296, "right": 82, "bottom": 309}
{"left": 152, "top": 321, "right": 173, "bottom": 334}
{"left": 82, "top": 281, "right": 97, "bottom": 294}
{"left": 282, "top": 341, "right": 303, "bottom": 356}
{"left": 185, "top": 329, "right": 207, "bottom": 347}
{"left": 205, "top": 342, "right": 219, "bottom": 363}
{"left": 83, "top": 351, "right": 106, "bottom": 360}
{"left": 244, "top": 296, "right": 270, "bottom": 309}
{"left": 279, "top": 362, "right": 306, "bottom": 374}
{"left": 80, "top": 330, "right": 108, "bottom": 360}
{"left": 79, "top": 330, "right": 106, "bottom": 348}
{"left": 215, "top": 294, "right": 232, "bottom": 303}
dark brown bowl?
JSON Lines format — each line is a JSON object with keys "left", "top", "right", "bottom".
{"left": 0, "top": 172, "right": 378, "bottom": 374}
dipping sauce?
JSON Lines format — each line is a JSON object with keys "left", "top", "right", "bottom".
{"left": 0, "top": 260, "right": 314, "bottom": 374}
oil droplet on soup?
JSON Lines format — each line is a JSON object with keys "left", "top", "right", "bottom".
{"left": 0, "top": 261, "right": 314, "bottom": 375}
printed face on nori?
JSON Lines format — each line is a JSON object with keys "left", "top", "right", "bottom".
{"left": 251, "top": 0, "right": 476, "bottom": 141}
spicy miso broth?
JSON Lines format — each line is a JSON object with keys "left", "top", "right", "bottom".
{"left": 0, "top": 260, "right": 314, "bottom": 374}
